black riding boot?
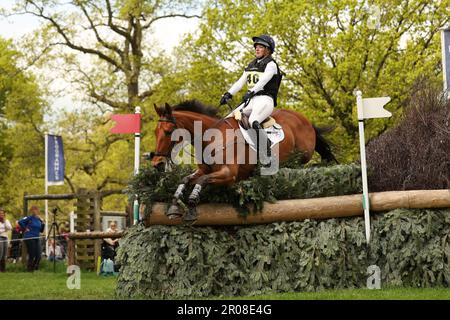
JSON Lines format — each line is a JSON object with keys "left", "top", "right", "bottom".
{"left": 252, "top": 121, "right": 272, "bottom": 165}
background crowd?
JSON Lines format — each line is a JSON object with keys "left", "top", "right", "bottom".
{"left": 0, "top": 205, "right": 121, "bottom": 273}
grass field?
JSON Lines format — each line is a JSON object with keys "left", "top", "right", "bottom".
{"left": 1, "top": 261, "right": 449, "bottom": 300}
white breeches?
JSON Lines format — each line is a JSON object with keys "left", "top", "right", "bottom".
{"left": 242, "top": 95, "right": 274, "bottom": 125}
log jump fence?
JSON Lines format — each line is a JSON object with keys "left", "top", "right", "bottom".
{"left": 21, "top": 188, "right": 450, "bottom": 270}
{"left": 144, "top": 189, "right": 450, "bottom": 226}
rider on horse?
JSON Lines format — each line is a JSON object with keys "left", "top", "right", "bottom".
{"left": 219, "top": 35, "right": 282, "bottom": 165}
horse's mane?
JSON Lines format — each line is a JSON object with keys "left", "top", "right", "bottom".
{"left": 172, "top": 100, "right": 219, "bottom": 118}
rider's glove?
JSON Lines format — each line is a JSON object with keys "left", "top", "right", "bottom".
{"left": 219, "top": 92, "right": 233, "bottom": 106}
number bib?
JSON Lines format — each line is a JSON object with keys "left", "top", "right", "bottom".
{"left": 246, "top": 71, "right": 263, "bottom": 90}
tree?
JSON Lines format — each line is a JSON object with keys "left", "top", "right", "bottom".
{"left": 0, "top": 37, "right": 46, "bottom": 217}
{"left": 1, "top": 0, "right": 202, "bottom": 210}
{"left": 167, "top": 0, "right": 450, "bottom": 162}
{"left": 9, "top": 0, "right": 201, "bottom": 112}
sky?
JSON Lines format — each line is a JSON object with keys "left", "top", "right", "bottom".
{"left": 0, "top": 2, "right": 200, "bottom": 115}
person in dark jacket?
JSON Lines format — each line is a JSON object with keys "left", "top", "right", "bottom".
{"left": 19, "top": 206, "right": 45, "bottom": 272}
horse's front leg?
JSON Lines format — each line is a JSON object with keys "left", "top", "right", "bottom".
{"left": 184, "top": 166, "right": 237, "bottom": 223}
{"left": 166, "top": 168, "right": 208, "bottom": 219}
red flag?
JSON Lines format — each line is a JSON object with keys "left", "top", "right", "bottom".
{"left": 110, "top": 114, "right": 141, "bottom": 134}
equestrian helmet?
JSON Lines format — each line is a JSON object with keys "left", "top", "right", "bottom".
{"left": 252, "top": 35, "right": 275, "bottom": 53}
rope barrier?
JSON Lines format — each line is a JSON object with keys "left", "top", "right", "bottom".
{"left": 0, "top": 235, "right": 53, "bottom": 243}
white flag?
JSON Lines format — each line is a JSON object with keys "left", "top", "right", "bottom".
{"left": 358, "top": 97, "right": 392, "bottom": 120}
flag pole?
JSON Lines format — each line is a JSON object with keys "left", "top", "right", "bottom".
{"left": 44, "top": 133, "right": 49, "bottom": 256}
{"left": 356, "top": 91, "right": 371, "bottom": 243}
{"left": 133, "top": 107, "right": 141, "bottom": 225}
{"left": 441, "top": 28, "right": 450, "bottom": 97}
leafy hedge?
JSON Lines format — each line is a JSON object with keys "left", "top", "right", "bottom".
{"left": 116, "top": 208, "right": 450, "bottom": 299}
{"left": 128, "top": 163, "right": 362, "bottom": 215}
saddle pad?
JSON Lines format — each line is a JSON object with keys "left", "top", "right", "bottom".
{"left": 233, "top": 111, "right": 280, "bottom": 129}
{"left": 238, "top": 124, "right": 285, "bottom": 152}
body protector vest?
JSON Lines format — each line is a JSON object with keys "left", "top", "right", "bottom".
{"left": 245, "top": 56, "right": 282, "bottom": 106}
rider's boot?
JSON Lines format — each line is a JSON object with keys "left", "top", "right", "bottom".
{"left": 252, "top": 120, "right": 272, "bottom": 166}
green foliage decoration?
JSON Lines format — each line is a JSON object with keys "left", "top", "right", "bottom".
{"left": 116, "top": 208, "right": 450, "bottom": 298}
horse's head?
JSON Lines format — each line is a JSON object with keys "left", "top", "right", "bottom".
{"left": 152, "top": 103, "right": 177, "bottom": 171}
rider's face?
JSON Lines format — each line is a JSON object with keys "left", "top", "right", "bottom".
{"left": 255, "top": 44, "right": 269, "bottom": 59}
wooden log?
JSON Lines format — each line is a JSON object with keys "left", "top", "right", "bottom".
{"left": 145, "top": 189, "right": 450, "bottom": 226}
{"left": 23, "top": 193, "right": 76, "bottom": 200}
{"left": 68, "top": 231, "right": 124, "bottom": 240}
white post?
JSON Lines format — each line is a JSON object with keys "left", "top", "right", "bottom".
{"left": 441, "top": 28, "right": 450, "bottom": 98}
{"left": 134, "top": 107, "right": 141, "bottom": 175}
{"left": 69, "top": 211, "right": 76, "bottom": 233}
{"left": 356, "top": 91, "right": 371, "bottom": 243}
{"left": 44, "top": 133, "right": 49, "bottom": 256}
{"left": 133, "top": 107, "right": 141, "bottom": 225}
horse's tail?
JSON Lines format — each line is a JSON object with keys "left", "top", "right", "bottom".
{"left": 313, "top": 125, "right": 338, "bottom": 164}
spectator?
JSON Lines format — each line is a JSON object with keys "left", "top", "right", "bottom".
{"left": 102, "top": 221, "right": 119, "bottom": 261}
{"left": 47, "top": 239, "right": 63, "bottom": 262}
{"left": 19, "top": 206, "right": 45, "bottom": 272}
{"left": 58, "top": 223, "right": 69, "bottom": 259}
{"left": 10, "top": 221, "right": 23, "bottom": 263}
{"left": 0, "top": 208, "right": 12, "bottom": 272}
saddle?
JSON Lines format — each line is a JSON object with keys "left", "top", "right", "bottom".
{"left": 230, "top": 109, "right": 285, "bottom": 152}
{"left": 233, "top": 111, "right": 280, "bottom": 130}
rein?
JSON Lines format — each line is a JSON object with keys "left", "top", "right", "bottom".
{"left": 211, "top": 100, "right": 249, "bottom": 129}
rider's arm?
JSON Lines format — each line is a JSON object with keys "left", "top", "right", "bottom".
{"left": 250, "top": 61, "right": 277, "bottom": 94}
{"left": 228, "top": 72, "right": 247, "bottom": 95}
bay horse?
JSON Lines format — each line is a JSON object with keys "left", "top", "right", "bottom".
{"left": 151, "top": 100, "right": 337, "bottom": 222}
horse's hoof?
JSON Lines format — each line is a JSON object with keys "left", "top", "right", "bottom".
{"left": 167, "top": 204, "right": 183, "bottom": 220}
{"left": 183, "top": 207, "right": 198, "bottom": 224}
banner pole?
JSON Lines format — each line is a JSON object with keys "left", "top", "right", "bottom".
{"left": 133, "top": 107, "right": 141, "bottom": 225}
{"left": 356, "top": 91, "right": 371, "bottom": 243}
{"left": 44, "top": 133, "right": 49, "bottom": 256}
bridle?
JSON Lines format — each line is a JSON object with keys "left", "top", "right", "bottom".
{"left": 152, "top": 108, "right": 245, "bottom": 165}
{"left": 152, "top": 117, "right": 178, "bottom": 158}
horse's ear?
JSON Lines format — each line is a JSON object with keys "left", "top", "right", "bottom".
{"left": 154, "top": 103, "right": 162, "bottom": 116}
{"left": 164, "top": 103, "right": 172, "bottom": 116}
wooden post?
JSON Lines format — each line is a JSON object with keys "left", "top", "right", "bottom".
{"left": 23, "top": 192, "right": 28, "bottom": 217}
{"left": 125, "top": 204, "right": 132, "bottom": 228}
{"left": 93, "top": 192, "right": 101, "bottom": 271}
{"left": 74, "top": 188, "right": 95, "bottom": 270}
{"left": 93, "top": 191, "right": 101, "bottom": 231}
{"left": 67, "top": 238, "right": 76, "bottom": 266}
{"left": 21, "top": 240, "right": 28, "bottom": 269}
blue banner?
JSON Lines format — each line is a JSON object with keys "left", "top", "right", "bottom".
{"left": 443, "top": 29, "right": 450, "bottom": 92}
{"left": 47, "top": 134, "right": 65, "bottom": 185}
